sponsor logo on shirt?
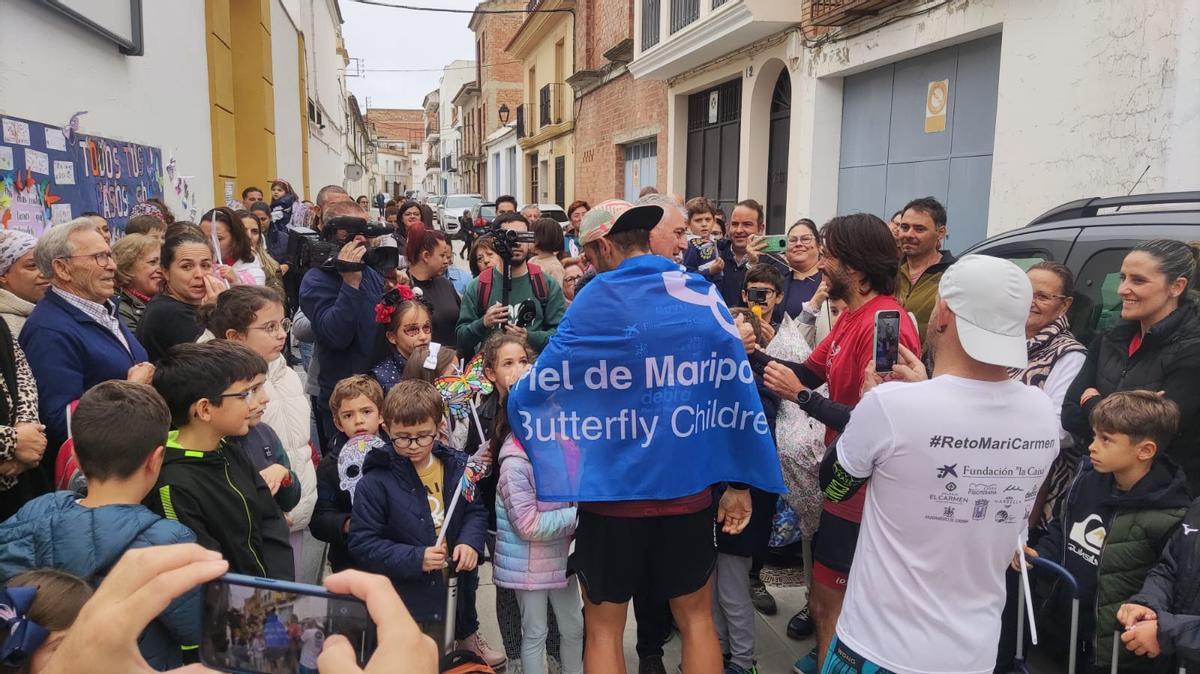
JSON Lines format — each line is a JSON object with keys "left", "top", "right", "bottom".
{"left": 936, "top": 464, "right": 959, "bottom": 479}
{"left": 973, "top": 499, "right": 990, "bottom": 520}
{"left": 968, "top": 483, "right": 997, "bottom": 496}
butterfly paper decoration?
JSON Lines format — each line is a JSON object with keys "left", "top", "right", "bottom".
{"left": 338, "top": 433, "right": 388, "bottom": 503}
{"left": 434, "top": 353, "right": 493, "bottom": 420}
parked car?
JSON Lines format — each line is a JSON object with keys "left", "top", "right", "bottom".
{"left": 965, "top": 191, "right": 1200, "bottom": 347}
{"left": 437, "top": 194, "right": 482, "bottom": 236}
{"left": 523, "top": 203, "right": 568, "bottom": 225}
{"left": 469, "top": 202, "right": 498, "bottom": 235}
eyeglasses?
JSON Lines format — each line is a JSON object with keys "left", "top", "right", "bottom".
{"left": 59, "top": 251, "right": 114, "bottom": 267}
{"left": 788, "top": 235, "right": 816, "bottom": 245}
{"left": 392, "top": 433, "right": 437, "bottom": 449}
{"left": 401, "top": 323, "right": 433, "bottom": 337}
{"left": 1032, "top": 292, "right": 1070, "bottom": 304}
{"left": 249, "top": 318, "right": 293, "bottom": 336}
{"left": 219, "top": 383, "right": 264, "bottom": 402}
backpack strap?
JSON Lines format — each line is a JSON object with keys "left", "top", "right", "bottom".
{"left": 475, "top": 266, "right": 495, "bottom": 315}
{"left": 525, "top": 263, "right": 549, "bottom": 309}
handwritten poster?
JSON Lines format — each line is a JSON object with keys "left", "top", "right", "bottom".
{"left": 25, "top": 149, "right": 49, "bottom": 175}
{"left": 44, "top": 127, "right": 66, "bottom": 152}
{"left": 0, "top": 113, "right": 163, "bottom": 235}
{"left": 53, "top": 160, "right": 75, "bottom": 185}
{"left": 2, "top": 119, "right": 30, "bottom": 146}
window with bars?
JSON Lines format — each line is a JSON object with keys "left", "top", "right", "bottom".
{"left": 539, "top": 84, "right": 552, "bottom": 128}
{"left": 670, "top": 0, "right": 699, "bottom": 33}
{"left": 641, "top": 0, "right": 661, "bottom": 50}
{"left": 712, "top": 0, "right": 730, "bottom": 7}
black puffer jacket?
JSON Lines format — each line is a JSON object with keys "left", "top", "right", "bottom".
{"left": 1064, "top": 303, "right": 1200, "bottom": 490}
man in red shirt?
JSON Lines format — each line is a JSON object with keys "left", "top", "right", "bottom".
{"left": 746, "top": 213, "right": 920, "bottom": 673}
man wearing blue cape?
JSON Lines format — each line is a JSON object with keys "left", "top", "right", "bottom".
{"left": 508, "top": 199, "right": 786, "bottom": 674}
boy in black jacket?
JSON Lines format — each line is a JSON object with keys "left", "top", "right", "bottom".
{"left": 310, "top": 375, "right": 388, "bottom": 572}
{"left": 1020, "top": 390, "right": 1189, "bottom": 671}
{"left": 145, "top": 340, "right": 295, "bottom": 580}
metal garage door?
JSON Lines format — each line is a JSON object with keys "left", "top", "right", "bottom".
{"left": 836, "top": 33, "right": 1001, "bottom": 251}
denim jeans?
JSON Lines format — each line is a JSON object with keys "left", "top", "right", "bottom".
{"left": 455, "top": 568, "right": 480, "bottom": 641}
{"left": 514, "top": 577, "right": 585, "bottom": 674}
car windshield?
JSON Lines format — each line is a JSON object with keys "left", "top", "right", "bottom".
{"left": 543, "top": 209, "right": 568, "bottom": 223}
{"left": 479, "top": 205, "right": 496, "bottom": 217}
{"left": 446, "top": 195, "right": 481, "bottom": 209}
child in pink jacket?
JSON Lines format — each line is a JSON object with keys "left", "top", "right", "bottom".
{"left": 493, "top": 423, "right": 583, "bottom": 674}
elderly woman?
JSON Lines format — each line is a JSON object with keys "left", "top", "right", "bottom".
{"left": 0, "top": 230, "right": 49, "bottom": 334}
{"left": 1014, "top": 261, "right": 1086, "bottom": 526}
{"left": 113, "top": 234, "right": 164, "bottom": 334}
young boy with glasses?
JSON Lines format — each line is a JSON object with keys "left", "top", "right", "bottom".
{"left": 348, "top": 380, "right": 489, "bottom": 648}
{"left": 145, "top": 340, "right": 297, "bottom": 579}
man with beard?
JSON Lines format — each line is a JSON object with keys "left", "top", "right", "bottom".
{"left": 456, "top": 212, "right": 567, "bottom": 356}
{"left": 745, "top": 213, "right": 920, "bottom": 674}
{"left": 895, "top": 197, "right": 956, "bottom": 344}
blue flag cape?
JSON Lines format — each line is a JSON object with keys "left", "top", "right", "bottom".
{"left": 508, "top": 254, "right": 786, "bottom": 502}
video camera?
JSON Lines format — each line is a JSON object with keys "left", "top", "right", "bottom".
{"left": 486, "top": 220, "right": 536, "bottom": 262}
{"left": 289, "top": 216, "right": 398, "bottom": 274}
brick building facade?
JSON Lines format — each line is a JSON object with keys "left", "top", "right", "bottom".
{"left": 570, "top": 0, "right": 667, "bottom": 204}
{"left": 470, "top": 1, "right": 526, "bottom": 198}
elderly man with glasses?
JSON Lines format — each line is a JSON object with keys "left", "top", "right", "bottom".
{"left": 20, "top": 217, "right": 151, "bottom": 468}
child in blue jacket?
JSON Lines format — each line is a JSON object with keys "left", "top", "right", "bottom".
{"left": 347, "top": 380, "right": 487, "bottom": 639}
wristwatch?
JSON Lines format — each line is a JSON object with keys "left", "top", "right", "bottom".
{"left": 795, "top": 389, "right": 812, "bottom": 406}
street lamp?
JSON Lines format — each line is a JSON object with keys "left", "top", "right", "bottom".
{"left": 498, "top": 104, "right": 511, "bottom": 125}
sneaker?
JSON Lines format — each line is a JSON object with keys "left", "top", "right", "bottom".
{"left": 792, "top": 647, "right": 818, "bottom": 674}
{"left": 786, "top": 605, "right": 814, "bottom": 640}
{"left": 724, "top": 664, "right": 758, "bottom": 674}
{"left": 456, "top": 632, "right": 507, "bottom": 669}
{"left": 749, "top": 577, "right": 777, "bottom": 615}
{"left": 639, "top": 655, "right": 667, "bottom": 674}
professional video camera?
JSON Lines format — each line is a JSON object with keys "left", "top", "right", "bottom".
{"left": 486, "top": 219, "right": 537, "bottom": 263}
{"left": 289, "top": 216, "right": 398, "bottom": 274}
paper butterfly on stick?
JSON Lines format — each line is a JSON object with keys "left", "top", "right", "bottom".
{"left": 460, "top": 458, "right": 489, "bottom": 502}
{"left": 338, "top": 433, "right": 388, "bottom": 503}
{"left": 62, "top": 111, "right": 87, "bottom": 144}
{"left": 434, "top": 353, "right": 493, "bottom": 420}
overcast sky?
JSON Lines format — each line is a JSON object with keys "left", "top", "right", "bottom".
{"left": 342, "top": 0, "right": 479, "bottom": 111}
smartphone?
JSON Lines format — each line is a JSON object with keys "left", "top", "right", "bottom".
{"left": 201, "top": 574, "right": 377, "bottom": 673}
{"left": 759, "top": 234, "right": 788, "bottom": 254}
{"left": 873, "top": 309, "right": 901, "bottom": 374}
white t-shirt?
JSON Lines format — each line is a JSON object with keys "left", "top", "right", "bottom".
{"left": 834, "top": 375, "right": 1059, "bottom": 674}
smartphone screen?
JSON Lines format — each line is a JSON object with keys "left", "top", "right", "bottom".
{"left": 874, "top": 310, "right": 901, "bottom": 374}
{"left": 201, "top": 574, "right": 376, "bottom": 673}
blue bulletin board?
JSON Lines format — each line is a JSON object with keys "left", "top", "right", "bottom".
{"left": 1, "top": 113, "right": 163, "bottom": 237}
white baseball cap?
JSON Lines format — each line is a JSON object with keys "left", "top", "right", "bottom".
{"left": 937, "top": 255, "right": 1032, "bottom": 369}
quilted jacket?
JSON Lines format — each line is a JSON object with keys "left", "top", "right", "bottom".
{"left": 493, "top": 435, "right": 576, "bottom": 591}
{"left": 263, "top": 355, "right": 317, "bottom": 531}
{"left": 0, "top": 491, "right": 200, "bottom": 670}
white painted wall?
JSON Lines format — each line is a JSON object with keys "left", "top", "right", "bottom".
{"left": 485, "top": 125, "right": 522, "bottom": 200}
{"left": 662, "top": 0, "right": 1200, "bottom": 236}
{"left": 439, "top": 60, "right": 476, "bottom": 195}
{"left": 272, "top": 1, "right": 304, "bottom": 190}
{"left": 300, "top": 0, "right": 348, "bottom": 194}
{"left": 0, "top": 0, "right": 214, "bottom": 216}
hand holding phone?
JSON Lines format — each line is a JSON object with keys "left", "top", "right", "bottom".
{"left": 318, "top": 570, "right": 439, "bottom": 674}
{"left": 757, "top": 234, "right": 789, "bottom": 254}
{"left": 873, "top": 309, "right": 902, "bottom": 374}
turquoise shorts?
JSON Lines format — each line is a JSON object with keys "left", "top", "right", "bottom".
{"left": 820, "top": 636, "right": 897, "bottom": 674}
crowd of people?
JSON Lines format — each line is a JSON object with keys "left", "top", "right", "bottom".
{"left": 0, "top": 178, "right": 1198, "bottom": 674}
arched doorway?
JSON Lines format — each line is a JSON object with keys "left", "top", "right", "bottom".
{"left": 766, "top": 71, "right": 791, "bottom": 234}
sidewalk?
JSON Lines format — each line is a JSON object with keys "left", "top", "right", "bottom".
{"left": 472, "top": 563, "right": 812, "bottom": 673}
